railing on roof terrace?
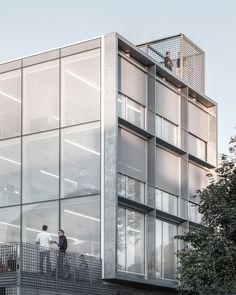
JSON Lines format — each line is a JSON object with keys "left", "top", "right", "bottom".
{"left": 138, "top": 34, "right": 205, "bottom": 94}
{"left": 0, "top": 242, "right": 101, "bottom": 294}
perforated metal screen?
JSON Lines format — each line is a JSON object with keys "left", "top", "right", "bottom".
{"left": 138, "top": 34, "right": 205, "bottom": 94}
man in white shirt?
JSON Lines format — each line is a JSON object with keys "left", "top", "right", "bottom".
{"left": 36, "top": 225, "right": 53, "bottom": 274}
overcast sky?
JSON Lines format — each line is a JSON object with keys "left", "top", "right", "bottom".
{"left": 0, "top": 0, "right": 235, "bottom": 154}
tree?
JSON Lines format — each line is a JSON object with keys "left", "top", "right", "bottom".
{"left": 176, "top": 161, "right": 236, "bottom": 294}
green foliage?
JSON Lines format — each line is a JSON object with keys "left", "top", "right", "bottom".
{"left": 176, "top": 162, "right": 236, "bottom": 295}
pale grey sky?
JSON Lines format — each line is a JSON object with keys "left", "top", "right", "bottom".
{"left": 0, "top": 0, "right": 235, "bottom": 154}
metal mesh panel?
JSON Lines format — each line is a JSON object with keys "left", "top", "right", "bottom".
{"left": 0, "top": 243, "right": 175, "bottom": 294}
{"left": 138, "top": 34, "right": 205, "bottom": 93}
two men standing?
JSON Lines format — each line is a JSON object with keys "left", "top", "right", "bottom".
{"left": 36, "top": 225, "right": 67, "bottom": 275}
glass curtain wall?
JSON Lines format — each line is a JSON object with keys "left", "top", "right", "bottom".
{"left": 0, "top": 45, "right": 101, "bottom": 258}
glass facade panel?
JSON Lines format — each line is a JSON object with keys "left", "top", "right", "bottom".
{"left": 189, "top": 163, "right": 208, "bottom": 198}
{"left": 156, "top": 115, "right": 178, "bottom": 146}
{"left": 156, "top": 81, "right": 180, "bottom": 124}
{"left": 118, "top": 173, "right": 145, "bottom": 203}
{"left": 118, "top": 128, "right": 147, "bottom": 182}
{"left": 117, "top": 207, "right": 145, "bottom": 274}
{"left": 188, "top": 102, "right": 208, "bottom": 141}
{"left": 22, "top": 201, "right": 59, "bottom": 245}
{"left": 61, "top": 195, "right": 100, "bottom": 256}
{"left": 119, "top": 57, "right": 147, "bottom": 105}
{"left": 189, "top": 202, "right": 202, "bottom": 223}
{"left": 156, "top": 220, "right": 177, "bottom": 280}
{"left": 117, "top": 174, "right": 126, "bottom": 198}
{"left": 156, "top": 147, "right": 180, "bottom": 195}
{"left": 22, "top": 130, "right": 59, "bottom": 203}
{"left": 61, "top": 49, "right": 100, "bottom": 127}
{"left": 155, "top": 219, "right": 162, "bottom": 277}
{"left": 188, "top": 133, "right": 206, "bottom": 161}
{"left": 126, "top": 98, "right": 145, "bottom": 129}
{"left": 117, "top": 207, "right": 126, "bottom": 271}
{"left": 61, "top": 122, "right": 100, "bottom": 198}
{"left": 0, "top": 138, "right": 21, "bottom": 207}
{"left": 23, "top": 60, "right": 59, "bottom": 134}
{"left": 0, "top": 70, "right": 21, "bottom": 139}
{"left": 155, "top": 189, "right": 178, "bottom": 216}
{"left": 0, "top": 206, "right": 20, "bottom": 243}
{"left": 118, "top": 93, "right": 145, "bottom": 129}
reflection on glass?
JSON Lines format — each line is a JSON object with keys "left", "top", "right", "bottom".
{"left": 117, "top": 207, "right": 145, "bottom": 274}
{"left": 0, "top": 138, "right": 21, "bottom": 206}
{"left": 156, "top": 219, "right": 177, "bottom": 280}
{"left": 0, "top": 206, "right": 20, "bottom": 243}
{"left": 188, "top": 133, "right": 206, "bottom": 161}
{"left": 118, "top": 173, "right": 145, "bottom": 203}
{"left": 117, "top": 93, "right": 145, "bottom": 129}
{"left": 156, "top": 115, "right": 178, "bottom": 146}
{"left": 117, "top": 174, "right": 126, "bottom": 198}
{"left": 0, "top": 70, "right": 21, "bottom": 139}
{"left": 23, "top": 130, "right": 59, "bottom": 203}
{"left": 61, "top": 122, "right": 100, "bottom": 198}
{"left": 61, "top": 49, "right": 100, "bottom": 127}
{"left": 61, "top": 195, "right": 100, "bottom": 256}
{"left": 155, "top": 189, "right": 178, "bottom": 216}
{"left": 189, "top": 202, "right": 202, "bottom": 223}
{"left": 23, "top": 60, "right": 59, "bottom": 134}
{"left": 22, "top": 201, "right": 59, "bottom": 245}
{"left": 118, "top": 128, "right": 147, "bottom": 182}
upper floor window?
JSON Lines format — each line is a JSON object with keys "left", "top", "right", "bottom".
{"left": 118, "top": 93, "right": 145, "bottom": 129}
{"left": 189, "top": 202, "right": 202, "bottom": 223}
{"left": 156, "top": 219, "right": 177, "bottom": 280}
{"left": 117, "top": 207, "right": 145, "bottom": 275}
{"left": 156, "top": 114, "right": 178, "bottom": 146}
{"left": 118, "top": 57, "right": 147, "bottom": 106}
{"left": 118, "top": 173, "right": 145, "bottom": 204}
{"left": 188, "top": 133, "right": 207, "bottom": 161}
{"left": 155, "top": 189, "right": 178, "bottom": 216}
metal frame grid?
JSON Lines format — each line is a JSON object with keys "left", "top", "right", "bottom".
{"left": 138, "top": 34, "right": 205, "bottom": 94}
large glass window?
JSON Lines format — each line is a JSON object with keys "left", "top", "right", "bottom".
{"left": 117, "top": 207, "right": 145, "bottom": 275}
{"left": 61, "top": 122, "right": 100, "bottom": 198}
{"left": 0, "top": 206, "right": 20, "bottom": 243}
{"left": 156, "top": 81, "right": 180, "bottom": 125}
{"left": 156, "top": 115, "right": 178, "bottom": 146}
{"left": 188, "top": 133, "right": 207, "bottom": 161}
{"left": 119, "top": 57, "right": 147, "bottom": 106}
{"left": 118, "top": 173, "right": 145, "bottom": 203}
{"left": 155, "top": 189, "right": 178, "bottom": 216}
{"left": 22, "top": 201, "right": 59, "bottom": 245}
{"left": 189, "top": 202, "right": 202, "bottom": 223}
{"left": 118, "top": 128, "right": 147, "bottom": 182}
{"left": 156, "top": 147, "right": 180, "bottom": 196}
{"left": 22, "top": 130, "right": 59, "bottom": 203}
{"left": 189, "top": 163, "right": 208, "bottom": 198}
{"left": 188, "top": 102, "right": 208, "bottom": 141}
{"left": 118, "top": 93, "right": 145, "bottom": 129}
{"left": 0, "top": 138, "right": 21, "bottom": 207}
{"left": 23, "top": 60, "right": 59, "bottom": 134}
{"left": 61, "top": 195, "right": 100, "bottom": 256}
{"left": 156, "top": 219, "right": 177, "bottom": 280}
{"left": 0, "top": 70, "right": 21, "bottom": 139}
{"left": 61, "top": 49, "right": 100, "bottom": 127}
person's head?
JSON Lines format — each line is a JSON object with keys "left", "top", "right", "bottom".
{"left": 42, "top": 225, "right": 48, "bottom": 231}
{"left": 166, "top": 51, "right": 170, "bottom": 57}
{"left": 58, "top": 229, "right": 64, "bottom": 236}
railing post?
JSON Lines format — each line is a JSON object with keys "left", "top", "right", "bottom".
{"left": 16, "top": 243, "right": 21, "bottom": 295}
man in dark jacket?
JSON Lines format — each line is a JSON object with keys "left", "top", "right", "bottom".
{"left": 54, "top": 229, "right": 68, "bottom": 277}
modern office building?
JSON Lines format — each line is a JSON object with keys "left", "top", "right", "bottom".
{"left": 0, "top": 32, "right": 217, "bottom": 294}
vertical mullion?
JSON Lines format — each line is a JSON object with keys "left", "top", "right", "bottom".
{"left": 59, "top": 52, "right": 62, "bottom": 230}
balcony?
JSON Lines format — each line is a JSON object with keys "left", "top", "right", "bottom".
{"left": 138, "top": 34, "right": 205, "bottom": 94}
{"left": 0, "top": 242, "right": 102, "bottom": 294}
